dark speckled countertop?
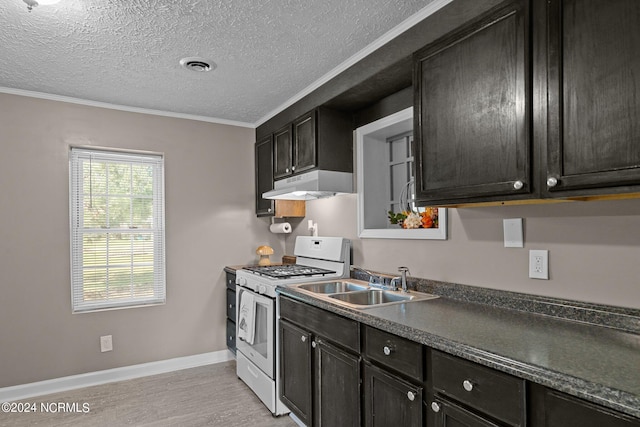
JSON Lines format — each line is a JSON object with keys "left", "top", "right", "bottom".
{"left": 278, "top": 284, "right": 640, "bottom": 419}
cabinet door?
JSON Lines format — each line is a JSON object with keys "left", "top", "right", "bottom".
{"left": 534, "top": 388, "right": 640, "bottom": 427}
{"left": 226, "top": 319, "right": 236, "bottom": 354}
{"left": 314, "top": 338, "right": 360, "bottom": 427}
{"left": 413, "top": 0, "right": 531, "bottom": 204}
{"left": 274, "top": 125, "right": 293, "bottom": 179}
{"left": 279, "top": 320, "right": 312, "bottom": 425}
{"left": 545, "top": 0, "right": 640, "bottom": 195}
{"left": 430, "top": 398, "right": 502, "bottom": 427}
{"left": 226, "top": 288, "right": 236, "bottom": 322}
{"left": 255, "top": 136, "right": 275, "bottom": 216}
{"left": 363, "top": 362, "right": 423, "bottom": 427}
{"left": 293, "top": 111, "right": 317, "bottom": 174}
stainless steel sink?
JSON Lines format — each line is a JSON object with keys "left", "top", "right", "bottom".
{"left": 297, "top": 281, "right": 368, "bottom": 294}
{"left": 288, "top": 280, "right": 438, "bottom": 309}
{"left": 328, "top": 289, "right": 415, "bottom": 305}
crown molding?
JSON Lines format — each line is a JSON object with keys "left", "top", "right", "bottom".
{"left": 0, "top": 87, "right": 255, "bottom": 129}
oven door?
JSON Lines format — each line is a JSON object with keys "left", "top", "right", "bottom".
{"left": 236, "top": 285, "right": 275, "bottom": 378}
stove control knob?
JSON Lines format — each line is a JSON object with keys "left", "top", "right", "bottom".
{"left": 238, "top": 277, "right": 247, "bottom": 286}
{"left": 258, "top": 284, "right": 267, "bottom": 294}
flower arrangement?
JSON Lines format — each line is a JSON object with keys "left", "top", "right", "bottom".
{"left": 388, "top": 207, "right": 439, "bottom": 229}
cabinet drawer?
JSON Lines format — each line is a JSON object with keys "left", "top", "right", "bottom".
{"left": 226, "top": 319, "right": 236, "bottom": 353}
{"left": 226, "top": 288, "right": 236, "bottom": 322}
{"left": 279, "top": 296, "right": 359, "bottom": 352}
{"left": 225, "top": 272, "right": 236, "bottom": 290}
{"left": 363, "top": 325, "right": 423, "bottom": 381}
{"left": 432, "top": 351, "right": 525, "bottom": 426}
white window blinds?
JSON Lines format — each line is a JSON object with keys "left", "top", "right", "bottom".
{"left": 69, "top": 147, "right": 165, "bottom": 313}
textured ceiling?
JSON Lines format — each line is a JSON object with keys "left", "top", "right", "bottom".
{"left": 0, "top": 0, "right": 439, "bottom": 126}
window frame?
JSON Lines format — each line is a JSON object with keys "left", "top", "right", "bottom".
{"left": 355, "top": 107, "right": 447, "bottom": 240}
{"left": 69, "top": 146, "right": 166, "bottom": 313}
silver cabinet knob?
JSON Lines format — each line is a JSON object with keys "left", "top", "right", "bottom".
{"left": 301, "top": 335, "right": 307, "bottom": 342}
{"left": 311, "top": 341, "right": 317, "bottom": 348}
{"left": 291, "top": 165, "right": 296, "bottom": 171}
{"left": 285, "top": 168, "right": 290, "bottom": 173}
{"left": 513, "top": 180, "right": 524, "bottom": 190}
{"left": 431, "top": 402, "right": 441, "bottom": 413}
{"left": 463, "top": 380, "right": 474, "bottom": 392}
{"left": 229, "top": 304, "right": 233, "bottom": 309}
{"left": 547, "top": 177, "right": 558, "bottom": 187}
{"left": 407, "top": 391, "right": 416, "bottom": 401}
{"left": 383, "top": 345, "right": 394, "bottom": 356}
{"left": 267, "top": 208, "right": 272, "bottom": 212}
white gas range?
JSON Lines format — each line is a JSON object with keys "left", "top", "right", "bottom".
{"left": 235, "top": 236, "right": 351, "bottom": 416}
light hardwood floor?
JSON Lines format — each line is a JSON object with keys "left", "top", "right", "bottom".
{"left": 0, "top": 361, "right": 298, "bottom": 427}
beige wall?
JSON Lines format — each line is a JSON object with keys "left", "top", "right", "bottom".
{"left": 0, "top": 93, "right": 285, "bottom": 388}
{"left": 287, "top": 194, "right": 640, "bottom": 309}
{"left": 2, "top": 91, "right": 639, "bottom": 389}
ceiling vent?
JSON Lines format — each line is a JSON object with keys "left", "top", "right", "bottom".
{"left": 179, "top": 57, "right": 215, "bottom": 73}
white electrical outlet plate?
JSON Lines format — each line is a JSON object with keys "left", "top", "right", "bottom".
{"left": 529, "top": 250, "right": 549, "bottom": 280}
{"left": 100, "top": 335, "right": 113, "bottom": 352}
{"left": 503, "top": 218, "right": 524, "bottom": 248}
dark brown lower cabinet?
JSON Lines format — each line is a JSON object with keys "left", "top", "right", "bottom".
{"left": 279, "top": 319, "right": 313, "bottom": 426}
{"left": 531, "top": 385, "right": 640, "bottom": 427}
{"left": 314, "top": 339, "right": 360, "bottom": 427}
{"left": 431, "top": 398, "right": 502, "bottom": 427}
{"left": 279, "top": 297, "right": 640, "bottom": 427}
{"left": 279, "top": 318, "right": 360, "bottom": 427}
{"left": 225, "top": 271, "right": 236, "bottom": 354}
{"left": 363, "top": 362, "right": 423, "bottom": 427}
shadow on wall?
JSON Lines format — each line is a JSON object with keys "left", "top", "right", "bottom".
{"left": 456, "top": 198, "right": 640, "bottom": 246}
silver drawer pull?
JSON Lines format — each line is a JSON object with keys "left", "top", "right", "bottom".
{"left": 513, "top": 180, "right": 524, "bottom": 190}
{"left": 383, "top": 344, "right": 395, "bottom": 356}
{"left": 547, "top": 177, "right": 558, "bottom": 187}
{"left": 463, "top": 379, "right": 474, "bottom": 392}
{"left": 431, "top": 402, "right": 441, "bottom": 413}
{"left": 407, "top": 391, "right": 415, "bottom": 401}
{"left": 311, "top": 341, "right": 317, "bottom": 349}
{"left": 301, "top": 335, "right": 307, "bottom": 342}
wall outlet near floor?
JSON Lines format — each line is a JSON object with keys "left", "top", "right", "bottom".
{"left": 100, "top": 335, "right": 113, "bottom": 352}
{"left": 529, "top": 250, "right": 549, "bottom": 280}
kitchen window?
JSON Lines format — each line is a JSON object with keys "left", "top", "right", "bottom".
{"left": 69, "top": 147, "right": 165, "bottom": 313}
{"left": 356, "top": 107, "right": 447, "bottom": 239}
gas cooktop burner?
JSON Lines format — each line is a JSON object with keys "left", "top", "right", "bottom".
{"left": 243, "top": 264, "right": 336, "bottom": 279}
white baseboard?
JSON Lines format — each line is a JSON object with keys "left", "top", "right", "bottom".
{"left": 0, "top": 349, "right": 235, "bottom": 403}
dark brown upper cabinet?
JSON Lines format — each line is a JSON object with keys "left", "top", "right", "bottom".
{"left": 255, "top": 135, "right": 306, "bottom": 217}
{"left": 255, "top": 135, "right": 275, "bottom": 216}
{"left": 272, "top": 107, "right": 352, "bottom": 181}
{"left": 543, "top": 0, "right": 640, "bottom": 198}
{"left": 413, "top": 0, "right": 532, "bottom": 205}
{"left": 412, "top": 0, "right": 640, "bottom": 206}
{"left": 273, "top": 110, "right": 316, "bottom": 180}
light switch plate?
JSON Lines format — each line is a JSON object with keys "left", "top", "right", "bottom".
{"left": 503, "top": 218, "right": 524, "bottom": 248}
{"left": 100, "top": 335, "right": 113, "bottom": 352}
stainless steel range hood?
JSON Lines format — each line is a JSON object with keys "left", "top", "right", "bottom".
{"left": 262, "top": 170, "right": 353, "bottom": 200}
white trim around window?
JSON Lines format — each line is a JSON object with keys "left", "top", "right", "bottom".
{"left": 69, "top": 147, "right": 166, "bottom": 313}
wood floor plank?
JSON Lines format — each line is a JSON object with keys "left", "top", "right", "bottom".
{"left": 0, "top": 361, "right": 298, "bottom": 427}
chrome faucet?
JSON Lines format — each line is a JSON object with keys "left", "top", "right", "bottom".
{"left": 352, "top": 266, "right": 382, "bottom": 286}
{"left": 391, "top": 266, "right": 410, "bottom": 293}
